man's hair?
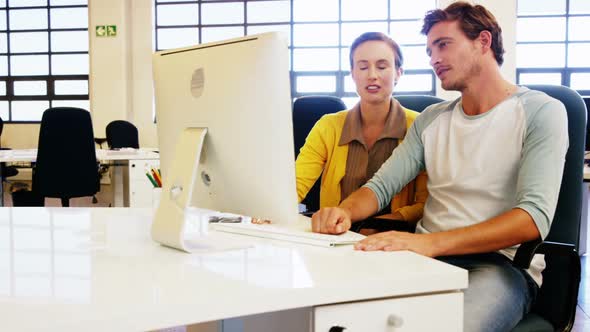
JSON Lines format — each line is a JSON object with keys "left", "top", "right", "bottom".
{"left": 421, "top": 1, "right": 504, "bottom": 65}
{"left": 349, "top": 32, "right": 404, "bottom": 70}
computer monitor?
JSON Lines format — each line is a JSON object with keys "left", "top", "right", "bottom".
{"left": 151, "top": 32, "right": 298, "bottom": 251}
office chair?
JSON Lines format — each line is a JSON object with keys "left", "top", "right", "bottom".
{"left": 105, "top": 120, "right": 139, "bottom": 149}
{"left": 395, "top": 94, "right": 445, "bottom": 114}
{"left": 0, "top": 117, "right": 19, "bottom": 179}
{"left": 512, "top": 85, "right": 586, "bottom": 332}
{"left": 33, "top": 107, "right": 100, "bottom": 207}
{"left": 293, "top": 95, "right": 347, "bottom": 213}
{"left": 0, "top": 116, "right": 19, "bottom": 205}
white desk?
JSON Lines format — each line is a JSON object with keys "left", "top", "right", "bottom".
{"left": 0, "top": 208, "right": 467, "bottom": 332}
{"left": 0, "top": 148, "right": 159, "bottom": 163}
{"left": 96, "top": 149, "right": 160, "bottom": 207}
{"left": 0, "top": 149, "right": 159, "bottom": 207}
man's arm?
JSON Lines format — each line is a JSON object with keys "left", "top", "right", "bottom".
{"left": 354, "top": 208, "right": 539, "bottom": 256}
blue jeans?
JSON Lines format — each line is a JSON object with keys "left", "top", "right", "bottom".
{"left": 438, "top": 253, "right": 538, "bottom": 332}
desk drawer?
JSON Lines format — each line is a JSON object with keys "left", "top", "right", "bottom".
{"left": 314, "top": 292, "right": 462, "bottom": 332}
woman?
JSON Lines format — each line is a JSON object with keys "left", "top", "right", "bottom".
{"left": 295, "top": 32, "right": 427, "bottom": 231}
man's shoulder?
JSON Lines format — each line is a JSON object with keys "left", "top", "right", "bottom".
{"left": 516, "top": 87, "right": 565, "bottom": 113}
{"left": 424, "top": 99, "right": 458, "bottom": 114}
{"left": 413, "top": 99, "right": 458, "bottom": 129}
{"left": 515, "top": 87, "right": 568, "bottom": 133}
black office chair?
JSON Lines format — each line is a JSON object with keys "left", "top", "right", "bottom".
{"left": 293, "top": 95, "right": 347, "bottom": 213}
{"left": 395, "top": 94, "right": 445, "bottom": 114}
{"left": 0, "top": 116, "right": 19, "bottom": 179}
{"left": 0, "top": 117, "right": 19, "bottom": 205}
{"left": 512, "top": 85, "right": 586, "bottom": 332}
{"left": 33, "top": 107, "right": 100, "bottom": 207}
{"left": 105, "top": 120, "right": 139, "bottom": 149}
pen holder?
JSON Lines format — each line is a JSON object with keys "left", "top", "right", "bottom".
{"left": 152, "top": 187, "right": 162, "bottom": 209}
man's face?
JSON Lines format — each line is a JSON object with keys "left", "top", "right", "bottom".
{"left": 426, "top": 20, "right": 482, "bottom": 91}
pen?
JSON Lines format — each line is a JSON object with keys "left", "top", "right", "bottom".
{"left": 145, "top": 172, "right": 158, "bottom": 187}
{"left": 151, "top": 168, "right": 162, "bottom": 187}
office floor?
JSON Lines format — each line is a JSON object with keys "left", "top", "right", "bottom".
{"left": 2, "top": 180, "right": 113, "bottom": 207}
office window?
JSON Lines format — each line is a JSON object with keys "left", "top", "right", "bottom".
{"left": 0, "top": 0, "right": 89, "bottom": 123}
{"left": 517, "top": 0, "right": 590, "bottom": 96}
{"left": 154, "top": 0, "right": 437, "bottom": 108}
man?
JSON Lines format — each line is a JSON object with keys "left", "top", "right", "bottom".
{"left": 311, "top": 2, "right": 568, "bottom": 332}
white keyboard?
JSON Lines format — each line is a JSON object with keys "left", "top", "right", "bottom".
{"left": 212, "top": 222, "right": 365, "bottom": 247}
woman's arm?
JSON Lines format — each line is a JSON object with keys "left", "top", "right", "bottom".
{"left": 391, "top": 171, "right": 428, "bottom": 222}
{"left": 295, "top": 119, "right": 330, "bottom": 202}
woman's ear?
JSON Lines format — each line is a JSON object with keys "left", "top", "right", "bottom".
{"left": 394, "top": 67, "right": 403, "bottom": 86}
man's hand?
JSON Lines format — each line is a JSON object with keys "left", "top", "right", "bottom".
{"left": 311, "top": 207, "right": 352, "bottom": 234}
{"left": 354, "top": 231, "right": 439, "bottom": 257}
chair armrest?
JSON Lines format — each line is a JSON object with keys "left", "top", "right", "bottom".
{"left": 513, "top": 239, "right": 576, "bottom": 269}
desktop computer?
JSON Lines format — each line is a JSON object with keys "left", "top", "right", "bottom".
{"left": 151, "top": 32, "right": 300, "bottom": 251}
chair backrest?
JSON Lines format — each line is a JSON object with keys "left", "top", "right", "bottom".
{"left": 526, "top": 85, "right": 586, "bottom": 331}
{"left": 395, "top": 94, "right": 445, "bottom": 113}
{"left": 293, "top": 95, "right": 347, "bottom": 212}
{"left": 33, "top": 107, "right": 100, "bottom": 200}
{"left": 106, "top": 120, "right": 139, "bottom": 149}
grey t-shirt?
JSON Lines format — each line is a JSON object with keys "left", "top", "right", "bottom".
{"left": 364, "top": 86, "right": 569, "bottom": 286}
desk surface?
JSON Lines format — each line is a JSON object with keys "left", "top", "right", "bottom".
{"left": 0, "top": 148, "right": 159, "bottom": 162}
{"left": 0, "top": 208, "right": 467, "bottom": 331}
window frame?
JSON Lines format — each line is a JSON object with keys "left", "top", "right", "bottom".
{"left": 0, "top": 1, "right": 89, "bottom": 123}
{"left": 154, "top": 0, "right": 437, "bottom": 104}
{"left": 516, "top": 0, "right": 590, "bottom": 97}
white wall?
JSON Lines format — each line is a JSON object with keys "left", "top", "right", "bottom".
{"left": 89, "top": 0, "right": 130, "bottom": 138}
{"left": 2, "top": 0, "right": 518, "bottom": 148}
{"left": 89, "top": 0, "right": 157, "bottom": 148}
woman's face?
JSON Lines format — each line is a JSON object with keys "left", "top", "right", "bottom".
{"left": 351, "top": 40, "right": 402, "bottom": 105}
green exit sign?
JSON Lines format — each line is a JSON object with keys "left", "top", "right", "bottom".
{"left": 96, "top": 25, "right": 117, "bottom": 37}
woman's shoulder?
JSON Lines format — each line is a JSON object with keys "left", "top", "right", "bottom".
{"left": 316, "top": 109, "right": 349, "bottom": 126}
{"left": 401, "top": 107, "right": 420, "bottom": 128}
{"left": 401, "top": 107, "right": 420, "bottom": 119}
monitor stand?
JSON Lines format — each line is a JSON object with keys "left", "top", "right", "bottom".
{"left": 151, "top": 127, "right": 210, "bottom": 252}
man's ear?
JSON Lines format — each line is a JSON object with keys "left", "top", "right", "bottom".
{"left": 479, "top": 30, "right": 492, "bottom": 51}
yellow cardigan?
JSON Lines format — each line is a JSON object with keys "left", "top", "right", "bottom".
{"left": 295, "top": 107, "right": 427, "bottom": 222}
